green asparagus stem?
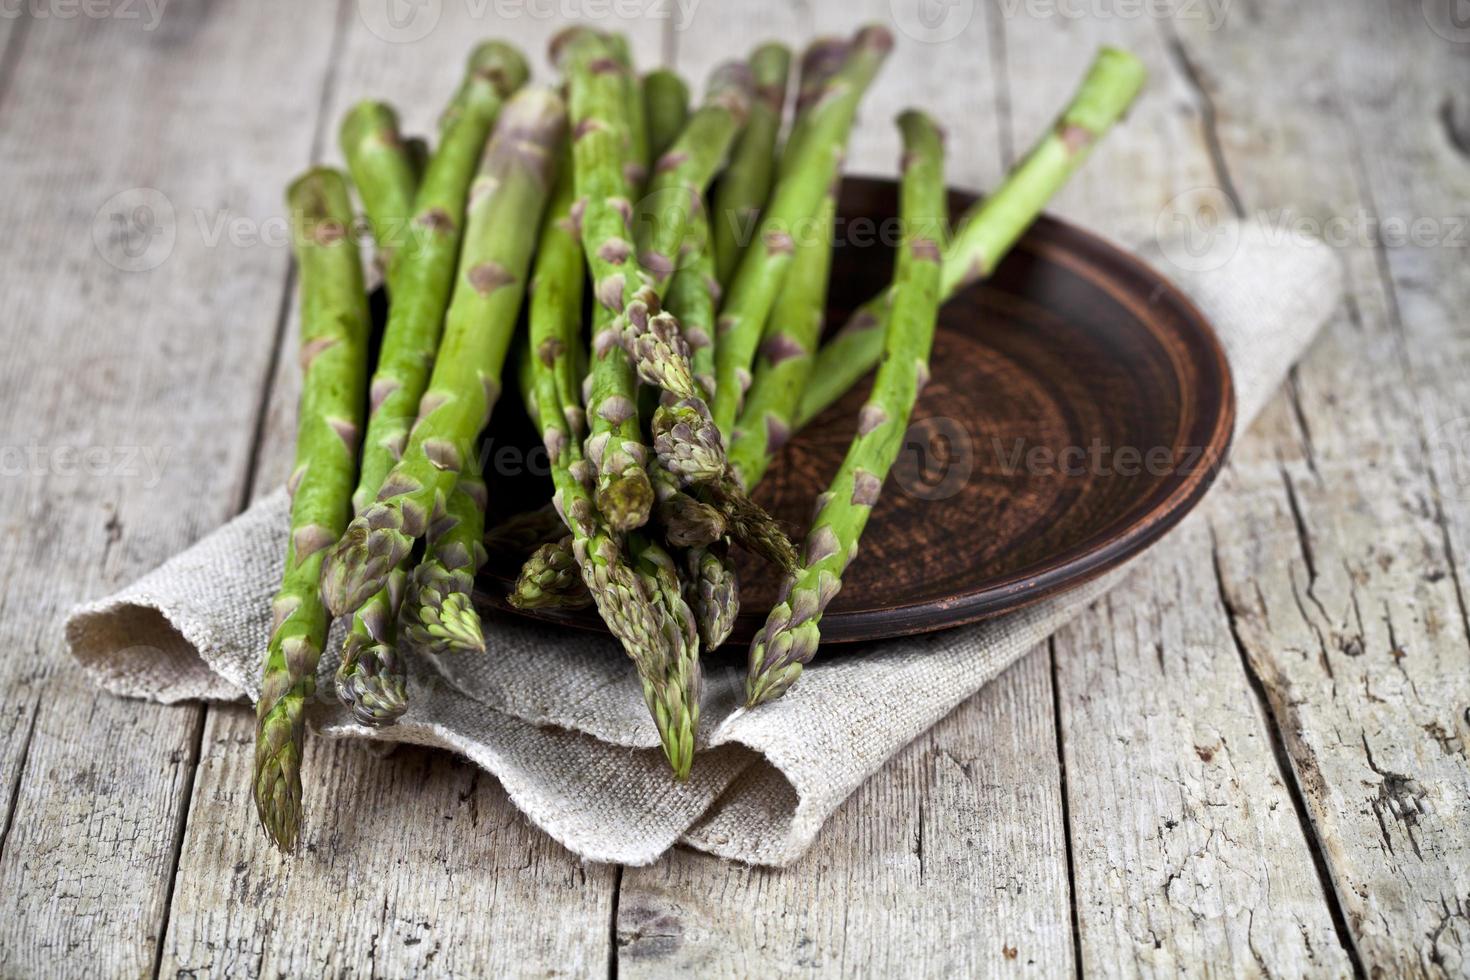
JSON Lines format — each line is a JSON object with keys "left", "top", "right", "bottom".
{"left": 793, "top": 47, "right": 1147, "bottom": 428}
{"left": 340, "top": 101, "right": 418, "bottom": 279}
{"left": 664, "top": 210, "right": 719, "bottom": 398}
{"left": 777, "top": 38, "right": 849, "bottom": 177}
{"left": 710, "top": 26, "right": 892, "bottom": 437}
{"left": 510, "top": 535, "right": 592, "bottom": 609}
{"left": 333, "top": 43, "right": 528, "bottom": 725}
{"left": 319, "top": 88, "right": 566, "bottom": 616}
{"left": 633, "top": 60, "right": 752, "bottom": 295}
{"left": 336, "top": 572, "right": 408, "bottom": 726}
{"left": 401, "top": 471, "right": 489, "bottom": 655}
{"left": 686, "top": 542, "right": 739, "bottom": 650}
{"left": 628, "top": 533, "right": 702, "bottom": 780}
{"left": 746, "top": 110, "right": 947, "bottom": 707}
{"left": 642, "top": 68, "right": 690, "bottom": 160}
{"left": 710, "top": 42, "right": 791, "bottom": 285}
{"left": 606, "top": 32, "right": 650, "bottom": 191}
{"left": 652, "top": 464, "right": 727, "bottom": 547}
{"left": 254, "top": 168, "right": 371, "bottom": 851}
{"left": 553, "top": 29, "right": 656, "bottom": 531}
{"left": 726, "top": 188, "right": 837, "bottom": 489}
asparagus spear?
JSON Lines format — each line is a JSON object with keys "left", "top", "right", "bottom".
{"left": 793, "top": 47, "right": 1147, "bottom": 427}
{"left": 334, "top": 43, "right": 529, "bottom": 724}
{"left": 664, "top": 210, "right": 719, "bottom": 398}
{"left": 710, "top": 26, "right": 892, "bottom": 438}
{"left": 340, "top": 101, "right": 418, "bottom": 279}
{"left": 510, "top": 536, "right": 592, "bottom": 610}
{"left": 401, "top": 471, "right": 489, "bottom": 655}
{"left": 721, "top": 35, "right": 851, "bottom": 486}
{"left": 746, "top": 110, "right": 947, "bottom": 707}
{"left": 254, "top": 168, "right": 371, "bottom": 851}
{"left": 642, "top": 68, "right": 690, "bottom": 160}
{"left": 319, "top": 88, "right": 567, "bottom": 616}
{"left": 686, "top": 543, "right": 739, "bottom": 650}
{"left": 607, "top": 32, "right": 651, "bottom": 191}
{"left": 651, "top": 464, "right": 727, "bottom": 548}
{"left": 628, "top": 534, "right": 703, "bottom": 779}
{"left": 633, "top": 60, "right": 752, "bottom": 296}
{"left": 551, "top": 29, "right": 657, "bottom": 531}
{"left": 710, "top": 42, "right": 791, "bottom": 285}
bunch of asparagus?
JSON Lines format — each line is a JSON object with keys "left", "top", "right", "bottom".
{"left": 253, "top": 27, "right": 1145, "bottom": 850}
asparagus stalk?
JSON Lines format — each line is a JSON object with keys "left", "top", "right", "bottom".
{"left": 633, "top": 60, "right": 752, "bottom": 296}
{"left": 642, "top": 68, "right": 691, "bottom": 160}
{"left": 605, "top": 32, "right": 651, "bottom": 193}
{"left": 793, "top": 47, "right": 1147, "bottom": 427}
{"left": 334, "top": 43, "right": 528, "bottom": 724}
{"left": 663, "top": 210, "right": 719, "bottom": 398}
{"left": 629, "top": 533, "right": 702, "bottom": 779}
{"left": 777, "top": 38, "right": 850, "bottom": 177}
{"left": 319, "top": 88, "right": 566, "bottom": 616}
{"left": 254, "top": 168, "right": 371, "bottom": 851}
{"left": 746, "top": 110, "right": 947, "bottom": 707}
{"left": 710, "top": 26, "right": 892, "bottom": 438}
{"left": 726, "top": 187, "right": 837, "bottom": 489}
{"left": 340, "top": 101, "right": 418, "bottom": 279}
{"left": 551, "top": 29, "right": 657, "bottom": 531}
{"left": 401, "top": 471, "right": 489, "bottom": 655}
{"left": 710, "top": 42, "right": 791, "bottom": 285}
{"left": 686, "top": 543, "right": 739, "bottom": 650}
{"left": 336, "top": 577, "right": 408, "bottom": 726}
{"left": 651, "top": 464, "right": 727, "bottom": 547}
{"left": 510, "top": 536, "right": 592, "bottom": 610}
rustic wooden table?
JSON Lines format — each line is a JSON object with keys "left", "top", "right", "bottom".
{"left": 2, "top": 0, "right": 1467, "bottom": 975}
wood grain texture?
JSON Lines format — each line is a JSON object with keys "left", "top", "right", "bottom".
{"left": 0, "top": 0, "right": 1463, "bottom": 975}
{"left": 619, "top": 650, "right": 1074, "bottom": 978}
{"left": 1175, "top": 1, "right": 1470, "bottom": 972}
{"left": 999, "top": 7, "right": 1361, "bottom": 975}
{"left": 0, "top": 1, "right": 342, "bottom": 974}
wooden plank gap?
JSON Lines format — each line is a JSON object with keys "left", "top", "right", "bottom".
{"left": 1207, "top": 524, "right": 1369, "bottom": 978}
{"left": 150, "top": 706, "right": 207, "bottom": 980}
{"left": 1046, "top": 636, "right": 1083, "bottom": 980}
{"left": 608, "top": 863, "right": 624, "bottom": 980}
{"left": 1158, "top": 21, "right": 1244, "bottom": 217}
{"left": 0, "top": 701, "right": 38, "bottom": 863}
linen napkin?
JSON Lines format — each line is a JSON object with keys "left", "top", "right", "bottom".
{"left": 66, "top": 223, "right": 1342, "bottom": 866}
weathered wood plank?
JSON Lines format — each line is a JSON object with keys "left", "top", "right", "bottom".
{"left": 1174, "top": 1, "right": 1470, "bottom": 972}
{"left": 0, "top": 2, "right": 344, "bottom": 975}
{"left": 163, "top": 705, "right": 616, "bottom": 978}
{"left": 619, "top": 650, "right": 1073, "bottom": 977}
{"left": 620, "top": 6, "right": 1077, "bottom": 976}
{"left": 161, "top": 8, "right": 662, "bottom": 973}
{"left": 997, "top": 7, "right": 1359, "bottom": 974}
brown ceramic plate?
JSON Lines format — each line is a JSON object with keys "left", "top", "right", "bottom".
{"left": 474, "top": 177, "right": 1235, "bottom": 645}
